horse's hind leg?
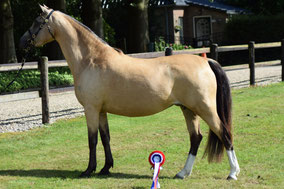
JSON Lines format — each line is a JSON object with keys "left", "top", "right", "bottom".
{"left": 98, "top": 113, "right": 113, "bottom": 175}
{"left": 226, "top": 148, "right": 240, "bottom": 180}
{"left": 175, "top": 106, "right": 203, "bottom": 179}
{"left": 200, "top": 108, "right": 240, "bottom": 180}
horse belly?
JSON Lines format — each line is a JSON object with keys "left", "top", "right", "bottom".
{"left": 103, "top": 94, "right": 172, "bottom": 117}
{"left": 102, "top": 63, "right": 175, "bottom": 117}
{"left": 103, "top": 88, "right": 173, "bottom": 117}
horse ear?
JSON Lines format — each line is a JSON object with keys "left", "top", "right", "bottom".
{"left": 43, "top": 4, "right": 49, "bottom": 9}
{"left": 39, "top": 4, "right": 49, "bottom": 14}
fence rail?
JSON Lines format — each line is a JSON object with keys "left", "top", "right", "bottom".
{"left": 0, "top": 60, "right": 68, "bottom": 72}
{"left": 1, "top": 42, "right": 282, "bottom": 72}
{"left": 1, "top": 41, "right": 284, "bottom": 124}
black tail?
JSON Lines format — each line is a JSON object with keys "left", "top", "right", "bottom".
{"left": 204, "top": 59, "right": 233, "bottom": 163}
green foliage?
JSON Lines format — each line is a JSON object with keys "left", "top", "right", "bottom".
{"left": 224, "top": 0, "right": 284, "bottom": 15}
{"left": 0, "top": 83, "right": 284, "bottom": 188}
{"left": 66, "top": 0, "right": 82, "bottom": 21}
{"left": 48, "top": 71, "right": 73, "bottom": 87}
{"left": 103, "top": 19, "right": 116, "bottom": 46}
{"left": 0, "top": 69, "right": 73, "bottom": 93}
{"left": 225, "top": 14, "right": 284, "bottom": 44}
{"left": 154, "top": 37, "right": 192, "bottom": 52}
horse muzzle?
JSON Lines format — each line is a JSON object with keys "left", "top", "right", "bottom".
{"left": 19, "top": 33, "right": 34, "bottom": 52}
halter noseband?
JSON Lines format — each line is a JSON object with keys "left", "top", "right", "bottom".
{"left": 26, "top": 10, "right": 55, "bottom": 49}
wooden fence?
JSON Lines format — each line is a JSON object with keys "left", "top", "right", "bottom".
{"left": 1, "top": 41, "right": 284, "bottom": 124}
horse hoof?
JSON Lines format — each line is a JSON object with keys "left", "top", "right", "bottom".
{"left": 174, "top": 174, "right": 185, "bottom": 179}
{"left": 79, "top": 172, "right": 92, "bottom": 178}
{"left": 227, "top": 175, "right": 237, "bottom": 180}
{"left": 98, "top": 168, "right": 111, "bottom": 176}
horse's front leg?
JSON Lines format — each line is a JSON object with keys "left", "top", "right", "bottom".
{"left": 80, "top": 106, "right": 100, "bottom": 178}
{"left": 98, "top": 113, "right": 113, "bottom": 175}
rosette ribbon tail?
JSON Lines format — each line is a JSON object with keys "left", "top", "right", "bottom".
{"left": 151, "top": 162, "right": 161, "bottom": 189}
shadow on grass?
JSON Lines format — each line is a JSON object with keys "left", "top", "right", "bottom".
{"left": 0, "top": 169, "right": 173, "bottom": 180}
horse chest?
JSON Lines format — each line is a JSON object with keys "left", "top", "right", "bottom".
{"left": 74, "top": 73, "right": 104, "bottom": 106}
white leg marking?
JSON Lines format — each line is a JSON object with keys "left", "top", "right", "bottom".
{"left": 175, "top": 154, "right": 196, "bottom": 179}
{"left": 226, "top": 150, "right": 240, "bottom": 180}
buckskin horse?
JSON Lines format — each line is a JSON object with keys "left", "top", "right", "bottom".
{"left": 19, "top": 5, "right": 240, "bottom": 180}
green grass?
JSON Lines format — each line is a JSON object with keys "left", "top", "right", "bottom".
{"left": 1, "top": 83, "right": 284, "bottom": 188}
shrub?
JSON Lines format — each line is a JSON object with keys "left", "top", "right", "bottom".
{"left": 154, "top": 37, "right": 192, "bottom": 52}
{"left": 103, "top": 19, "right": 116, "bottom": 46}
{"left": 225, "top": 14, "right": 284, "bottom": 44}
{"left": 0, "top": 69, "right": 74, "bottom": 94}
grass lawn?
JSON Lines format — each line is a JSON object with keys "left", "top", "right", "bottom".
{"left": 0, "top": 83, "right": 284, "bottom": 188}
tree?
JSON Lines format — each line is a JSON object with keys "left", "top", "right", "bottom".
{"left": 126, "top": 0, "right": 150, "bottom": 53}
{"left": 102, "top": 0, "right": 150, "bottom": 53}
{"left": 0, "top": 0, "right": 17, "bottom": 64}
{"left": 81, "top": 0, "right": 103, "bottom": 38}
{"left": 44, "top": 0, "right": 66, "bottom": 60}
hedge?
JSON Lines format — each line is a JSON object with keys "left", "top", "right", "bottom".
{"left": 0, "top": 68, "right": 73, "bottom": 94}
{"left": 225, "top": 14, "right": 284, "bottom": 44}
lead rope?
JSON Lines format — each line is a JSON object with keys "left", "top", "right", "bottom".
{"left": 1, "top": 56, "right": 27, "bottom": 94}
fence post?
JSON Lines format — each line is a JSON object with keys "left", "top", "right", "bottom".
{"left": 281, "top": 39, "right": 284, "bottom": 82}
{"left": 38, "top": 56, "right": 50, "bottom": 124}
{"left": 165, "top": 47, "right": 173, "bottom": 56}
{"left": 248, "top": 41, "right": 255, "bottom": 86}
{"left": 210, "top": 43, "right": 218, "bottom": 61}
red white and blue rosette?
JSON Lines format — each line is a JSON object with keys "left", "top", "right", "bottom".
{"left": 148, "top": 151, "right": 165, "bottom": 189}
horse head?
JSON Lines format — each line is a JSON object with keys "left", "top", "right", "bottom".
{"left": 19, "top": 5, "right": 56, "bottom": 51}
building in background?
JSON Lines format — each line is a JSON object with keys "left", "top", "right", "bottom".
{"left": 149, "top": 0, "right": 247, "bottom": 47}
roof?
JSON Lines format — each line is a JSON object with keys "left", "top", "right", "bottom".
{"left": 102, "top": 0, "right": 247, "bottom": 14}
{"left": 185, "top": 0, "right": 247, "bottom": 14}
{"left": 149, "top": 0, "right": 175, "bottom": 6}
{"left": 149, "top": 0, "right": 188, "bottom": 6}
{"left": 149, "top": 0, "right": 247, "bottom": 14}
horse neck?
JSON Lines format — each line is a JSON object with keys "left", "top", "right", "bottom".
{"left": 53, "top": 13, "right": 111, "bottom": 75}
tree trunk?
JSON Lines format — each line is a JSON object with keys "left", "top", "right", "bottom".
{"left": 0, "top": 0, "right": 17, "bottom": 64}
{"left": 81, "top": 0, "right": 103, "bottom": 38}
{"left": 126, "top": 0, "right": 150, "bottom": 53}
{"left": 44, "top": 0, "right": 66, "bottom": 60}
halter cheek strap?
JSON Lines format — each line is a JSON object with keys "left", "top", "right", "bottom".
{"left": 47, "top": 25, "right": 55, "bottom": 39}
{"left": 27, "top": 9, "right": 55, "bottom": 47}
{"left": 45, "top": 10, "right": 55, "bottom": 39}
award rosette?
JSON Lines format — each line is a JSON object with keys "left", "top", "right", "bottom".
{"left": 149, "top": 151, "right": 165, "bottom": 189}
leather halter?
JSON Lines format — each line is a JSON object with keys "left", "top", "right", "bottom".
{"left": 26, "top": 10, "right": 55, "bottom": 48}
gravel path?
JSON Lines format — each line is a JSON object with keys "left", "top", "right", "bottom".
{"left": 0, "top": 63, "right": 282, "bottom": 133}
{"left": 225, "top": 63, "right": 282, "bottom": 88}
